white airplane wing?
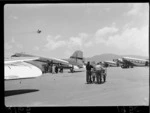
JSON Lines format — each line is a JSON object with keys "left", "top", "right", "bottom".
{"left": 5, "top": 57, "right": 42, "bottom": 80}
{"left": 5, "top": 57, "right": 40, "bottom": 64}
{"left": 48, "top": 57, "right": 69, "bottom": 64}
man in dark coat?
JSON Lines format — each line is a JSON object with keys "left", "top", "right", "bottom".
{"left": 86, "top": 62, "right": 93, "bottom": 84}
{"left": 55, "top": 65, "right": 58, "bottom": 73}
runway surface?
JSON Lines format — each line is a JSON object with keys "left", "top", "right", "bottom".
{"left": 5, "top": 67, "right": 149, "bottom": 106}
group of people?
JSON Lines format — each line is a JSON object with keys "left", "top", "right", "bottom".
{"left": 42, "top": 60, "right": 107, "bottom": 83}
{"left": 42, "top": 61, "right": 63, "bottom": 74}
{"left": 86, "top": 61, "right": 106, "bottom": 84}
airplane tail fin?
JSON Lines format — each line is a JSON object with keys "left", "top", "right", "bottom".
{"left": 69, "top": 50, "right": 84, "bottom": 68}
{"left": 70, "top": 50, "right": 83, "bottom": 60}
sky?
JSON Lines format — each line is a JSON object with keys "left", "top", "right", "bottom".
{"left": 4, "top": 3, "right": 149, "bottom": 59}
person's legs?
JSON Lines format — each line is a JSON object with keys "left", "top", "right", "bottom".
{"left": 96, "top": 71, "right": 99, "bottom": 84}
{"left": 103, "top": 73, "right": 106, "bottom": 82}
{"left": 86, "top": 71, "right": 89, "bottom": 83}
{"left": 89, "top": 71, "right": 92, "bottom": 83}
{"left": 93, "top": 73, "right": 95, "bottom": 83}
{"left": 97, "top": 70, "right": 101, "bottom": 84}
{"left": 99, "top": 71, "right": 102, "bottom": 84}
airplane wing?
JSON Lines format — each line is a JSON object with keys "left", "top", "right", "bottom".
{"left": 11, "top": 52, "right": 84, "bottom": 72}
{"left": 33, "top": 57, "right": 70, "bottom": 67}
{"left": 11, "top": 53, "right": 70, "bottom": 65}
{"left": 5, "top": 57, "right": 42, "bottom": 80}
{"left": 5, "top": 57, "right": 40, "bottom": 64}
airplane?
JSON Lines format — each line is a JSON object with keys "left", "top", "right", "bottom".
{"left": 113, "top": 57, "right": 149, "bottom": 69}
{"left": 11, "top": 50, "right": 85, "bottom": 72}
{"left": 5, "top": 57, "right": 42, "bottom": 80}
{"left": 37, "top": 29, "right": 41, "bottom": 34}
{"left": 100, "top": 61, "right": 119, "bottom": 68}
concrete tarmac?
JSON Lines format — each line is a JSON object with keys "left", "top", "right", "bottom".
{"left": 5, "top": 67, "right": 149, "bottom": 106}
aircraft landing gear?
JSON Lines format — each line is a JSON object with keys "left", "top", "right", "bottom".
{"left": 145, "top": 61, "right": 149, "bottom": 66}
{"left": 121, "top": 65, "right": 128, "bottom": 68}
{"left": 70, "top": 68, "right": 74, "bottom": 73}
{"left": 121, "top": 65, "right": 126, "bottom": 68}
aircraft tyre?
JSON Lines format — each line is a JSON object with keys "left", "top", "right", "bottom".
{"left": 145, "top": 61, "right": 148, "bottom": 66}
{"left": 121, "top": 65, "right": 124, "bottom": 68}
{"left": 70, "top": 68, "right": 74, "bottom": 73}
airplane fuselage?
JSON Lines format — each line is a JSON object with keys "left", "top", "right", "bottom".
{"left": 121, "top": 57, "right": 149, "bottom": 68}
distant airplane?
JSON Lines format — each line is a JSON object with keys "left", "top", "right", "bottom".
{"left": 11, "top": 50, "right": 85, "bottom": 72}
{"left": 113, "top": 57, "right": 149, "bottom": 69}
{"left": 37, "top": 29, "right": 41, "bottom": 34}
{"left": 5, "top": 57, "right": 42, "bottom": 80}
{"left": 100, "top": 61, "right": 119, "bottom": 68}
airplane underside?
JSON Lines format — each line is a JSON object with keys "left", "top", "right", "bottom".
{"left": 5, "top": 62, "right": 42, "bottom": 80}
{"left": 121, "top": 63, "right": 148, "bottom": 69}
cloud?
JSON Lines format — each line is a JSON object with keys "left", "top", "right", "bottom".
{"left": 11, "top": 37, "right": 15, "bottom": 43}
{"left": 11, "top": 37, "right": 23, "bottom": 49}
{"left": 54, "top": 35, "right": 61, "bottom": 40}
{"left": 68, "top": 37, "right": 82, "bottom": 47}
{"left": 16, "top": 43, "right": 23, "bottom": 49}
{"left": 44, "top": 33, "right": 91, "bottom": 52}
{"left": 5, "top": 42, "right": 12, "bottom": 50}
{"left": 13, "top": 16, "right": 18, "bottom": 20}
{"left": 91, "top": 24, "right": 148, "bottom": 56}
{"left": 95, "top": 26, "right": 118, "bottom": 43}
{"left": 104, "top": 7, "right": 110, "bottom": 12}
{"left": 67, "top": 33, "right": 93, "bottom": 49}
{"left": 106, "top": 25, "right": 148, "bottom": 55}
{"left": 79, "top": 33, "right": 88, "bottom": 39}
{"left": 10, "top": 15, "right": 18, "bottom": 20}
{"left": 126, "top": 3, "right": 146, "bottom": 16}
{"left": 33, "top": 46, "right": 39, "bottom": 51}
{"left": 45, "top": 35, "right": 66, "bottom": 50}
{"left": 64, "top": 33, "right": 91, "bottom": 57}
{"left": 84, "top": 41, "right": 93, "bottom": 47}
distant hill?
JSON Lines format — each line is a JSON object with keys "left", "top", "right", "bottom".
{"left": 85, "top": 53, "right": 149, "bottom": 63}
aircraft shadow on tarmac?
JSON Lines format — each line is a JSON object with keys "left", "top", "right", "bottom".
{"left": 68, "top": 70, "right": 85, "bottom": 73}
{"left": 5, "top": 89, "right": 39, "bottom": 97}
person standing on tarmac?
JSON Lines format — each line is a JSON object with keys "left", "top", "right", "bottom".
{"left": 55, "top": 65, "right": 58, "bottom": 73}
{"left": 95, "top": 62, "right": 103, "bottom": 84}
{"left": 86, "top": 62, "right": 93, "bottom": 84}
{"left": 101, "top": 63, "right": 107, "bottom": 83}
{"left": 59, "top": 64, "right": 63, "bottom": 73}
{"left": 52, "top": 64, "right": 55, "bottom": 74}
